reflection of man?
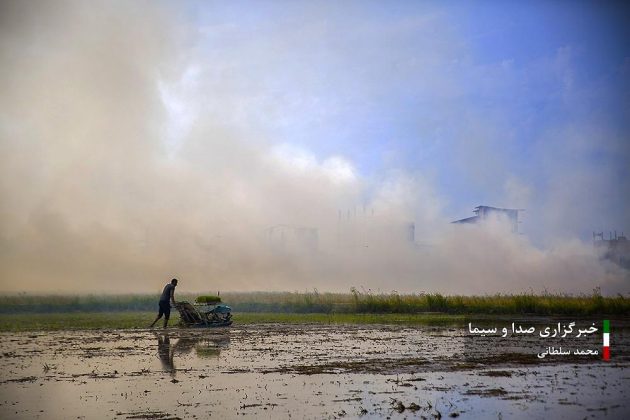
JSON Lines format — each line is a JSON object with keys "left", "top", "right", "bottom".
{"left": 150, "top": 278, "right": 178, "bottom": 328}
{"left": 157, "top": 333, "right": 175, "bottom": 374}
{"left": 155, "top": 332, "right": 229, "bottom": 377}
{"left": 156, "top": 333, "right": 200, "bottom": 376}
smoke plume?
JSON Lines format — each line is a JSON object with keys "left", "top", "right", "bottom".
{"left": 0, "top": 1, "right": 627, "bottom": 294}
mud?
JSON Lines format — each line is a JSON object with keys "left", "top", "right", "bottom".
{"left": 0, "top": 322, "right": 629, "bottom": 418}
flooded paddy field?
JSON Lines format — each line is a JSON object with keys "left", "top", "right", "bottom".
{"left": 1, "top": 321, "right": 629, "bottom": 419}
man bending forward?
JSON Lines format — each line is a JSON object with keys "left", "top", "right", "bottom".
{"left": 150, "top": 278, "right": 178, "bottom": 328}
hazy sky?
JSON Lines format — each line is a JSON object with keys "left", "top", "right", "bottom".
{"left": 175, "top": 0, "right": 630, "bottom": 242}
{"left": 0, "top": 1, "right": 628, "bottom": 294}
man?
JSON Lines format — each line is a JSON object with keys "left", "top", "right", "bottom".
{"left": 150, "top": 278, "right": 178, "bottom": 328}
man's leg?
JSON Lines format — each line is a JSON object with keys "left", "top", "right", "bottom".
{"left": 150, "top": 303, "right": 165, "bottom": 327}
{"left": 150, "top": 314, "right": 162, "bottom": 327}
{"left": 163, "top": 306, "right": 171, "bottom": 328}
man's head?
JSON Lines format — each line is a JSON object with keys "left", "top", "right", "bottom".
{"left": 171, "top": 278, "right": 178, "bottom": 286}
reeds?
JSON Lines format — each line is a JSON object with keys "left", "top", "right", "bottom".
{"left": 1, "top": 289, "right": 628, "bottom": 315}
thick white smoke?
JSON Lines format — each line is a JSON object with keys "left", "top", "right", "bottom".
{"left": 0, "top": 1, "right": 627, "bottom": 294}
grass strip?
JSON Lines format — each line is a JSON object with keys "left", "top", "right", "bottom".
{"left": 0, "top": 311, "right": 471, "bottom": 332}
{"left": 0, "top": 312, "right": 158, "bottom": 332}
{"left": 1, "top": 290, "right": 627, "bottom": 316}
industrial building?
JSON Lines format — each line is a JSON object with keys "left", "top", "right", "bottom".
{"left": 335, "top": 206, "right": 416, "bottom": 248}
{"left": 452, "top": 205, "right": 522, "bottom": 233}
{"left": 265, "top": 225, "right": 319, "bottom": 253}
{"left": 593, "top": 232, "right": 630, "bottom": 269}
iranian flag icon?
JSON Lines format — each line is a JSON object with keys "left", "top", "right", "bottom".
{"left": 603, "top": 320, "right": 610, "bottom": 361}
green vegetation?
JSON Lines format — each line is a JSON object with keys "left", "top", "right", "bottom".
{"left": 0, "top": 312, "right": 468, "bottom": 332}
{"left": 195, "top": 295, "right": 222, "bottom": 304}
{"left": 234, "top": 312, "right": 465, "bottom": 325}
{"left": 223, "top": 288, "right": 629, "bottom": 315}
{"left": 0, "top": 312, "right": 159, "bottom": 332}
{"left": 214, "top": 289, "right": 628, "bottom": 315}
{"left": 1, "top": 289, "right": 628, "bottom": 316}
{"left": 0, "top": 294, "right": 157, "bottom": 313}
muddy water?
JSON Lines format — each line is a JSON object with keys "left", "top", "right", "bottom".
{"left": 0, "top": 323, "right": 629, "bottom": 419}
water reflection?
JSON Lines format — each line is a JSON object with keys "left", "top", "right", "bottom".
{"left": 155, "top": 332, "right": 230, "bottom": 376}
{"left": 156, "top": 333, "right": 175, "bottom": 375}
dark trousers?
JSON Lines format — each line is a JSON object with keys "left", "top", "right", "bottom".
{"left": 158, "top": 301, "right": 171, "bottom": 318}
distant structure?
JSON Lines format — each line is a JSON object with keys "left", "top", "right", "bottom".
{"left": 452, "top": 205, "right": 522, "bottom": 233}
{"left": 405, "top": 222, "right": 415, "bottom": 243}
{"left": 593, "top": 231, "right": 630, "bottom": 269}
{"left": 336, "top": 206, "right": 416, "bottom": 248}
{"left": 265, "top": 225, "right": 319, "bottom": 253}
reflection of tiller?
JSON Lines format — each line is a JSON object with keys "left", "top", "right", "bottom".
{"left": 174, "top": 295, "right": 233, "bottom": 327}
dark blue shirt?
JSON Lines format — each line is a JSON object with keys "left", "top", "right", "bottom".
{"left": 159, "top": 283, "right": 176, "bottom": 302}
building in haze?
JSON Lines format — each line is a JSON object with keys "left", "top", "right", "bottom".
{"left": 336, "top": 206, "right": 416, "bottom": 249}
{"left": 593, "top": 232, "right": 630, "bottom": 270}
{"left": 452, "top": 205, "right": 522, "bottom": 233}
{"left": 265, "top": 225, "right": 319, "bottom": 253}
